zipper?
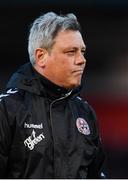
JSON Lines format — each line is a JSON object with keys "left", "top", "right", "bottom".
{"left": 49, "top": 90, "right": 72, "bottom": 178}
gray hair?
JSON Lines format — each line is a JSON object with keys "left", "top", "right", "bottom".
{"left": 28, "top": 12, "right": 81, "bottom": 65}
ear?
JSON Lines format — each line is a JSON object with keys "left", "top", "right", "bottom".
{"left": 35, "top": 48, "right": 48, "bottom": 67}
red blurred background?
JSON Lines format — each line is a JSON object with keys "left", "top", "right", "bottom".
{"left": 0, "top": 0, "right": 128, "bottom": 178}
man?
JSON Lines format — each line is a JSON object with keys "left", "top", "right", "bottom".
{"left": 0, "top": 12, "right": 105, "bottom": 178}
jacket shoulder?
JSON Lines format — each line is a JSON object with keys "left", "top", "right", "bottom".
{"left": 0, "top": 88, "right": 26, "bottom": 113}
{"left": 74, "top": 96, "right": 94, "bottom": 113}
{"left": 0, "top": 88, "right": 23, "bottom": 102}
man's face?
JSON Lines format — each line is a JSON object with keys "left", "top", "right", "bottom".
{"left": 42, "top": 30, "right": 86, "bottom": 89}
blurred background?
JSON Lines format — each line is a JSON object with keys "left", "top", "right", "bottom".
{"left": 0, "top": 0, "right": 128, "bottom": 178}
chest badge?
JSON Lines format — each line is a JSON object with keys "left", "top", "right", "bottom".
{"left": 76, "top": 118, "right": 90, "bottom": 135}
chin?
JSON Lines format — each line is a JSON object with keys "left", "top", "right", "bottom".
{"left": 73, "top": 80, "right": 81, "bottom": 88}
{"left": 67, "top": 83, "right": 81, "bottom": 89}
{"left": 64, "top": 79, "right": 81, "bottom": 89}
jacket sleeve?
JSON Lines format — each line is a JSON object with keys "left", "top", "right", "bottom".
{"left": 0, "top": 100, "right": 12, "bottom": 178}
{"left": 87, "top": 138, "right": 106, "bottom": 178}
{"left": 87, "top": 104, "right": 106, "bottom": 179}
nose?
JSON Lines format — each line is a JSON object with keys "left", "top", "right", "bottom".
{"left": 75, "top": 53, "right": 86, "bottom": 65}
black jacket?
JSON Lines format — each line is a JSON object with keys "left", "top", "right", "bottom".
{"left": 0, "top": 63, "right": 105, "bottom": 178}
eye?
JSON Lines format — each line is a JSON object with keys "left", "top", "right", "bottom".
{"left": 68, "top": 50, "right": 75, "bottom": 53}
{"left": 81, "top": 50, "right": 86, "bottom": 55}
{"left": 66, "top": 50, "right": 75, "bottom": 55}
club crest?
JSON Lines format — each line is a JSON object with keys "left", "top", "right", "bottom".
{"left": 76, "top": 118, "right": 90, "bottom": 135}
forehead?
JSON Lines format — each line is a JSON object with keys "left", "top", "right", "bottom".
{"left": 53, "top": 30, "right": 85, "bottom": 48}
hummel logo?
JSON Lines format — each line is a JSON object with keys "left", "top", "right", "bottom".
{"left": 6, "top": 89, "right": 18, "bottom": 94}
{"left": 24, "top": 130, "right": 45, "bottom": 150}
{"left": 24, "top": 122, "right": 43, "bottom": 129}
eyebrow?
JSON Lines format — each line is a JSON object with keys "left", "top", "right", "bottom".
{"left": 64, "top": 46, "right": 86, "bottom": 51}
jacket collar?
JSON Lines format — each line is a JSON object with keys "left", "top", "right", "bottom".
{"left": 33, "top": 68, "right": 73, "bottom": 100}
{"left": 6, "top": 62, "right": 81, "bottom": 99}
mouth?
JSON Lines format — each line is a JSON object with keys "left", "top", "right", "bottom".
{"left": 72, "top": 70, "right": 84, "bottom": 74}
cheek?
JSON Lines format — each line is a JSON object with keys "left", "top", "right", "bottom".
{"left": 61, "top": 58, "right": 74, "bottom": 69}
{"left": 54, "top": 56, "right": 74, "bottom": 75}
{"left": 60, "top": 64, "right": 71, "bottom": 74}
